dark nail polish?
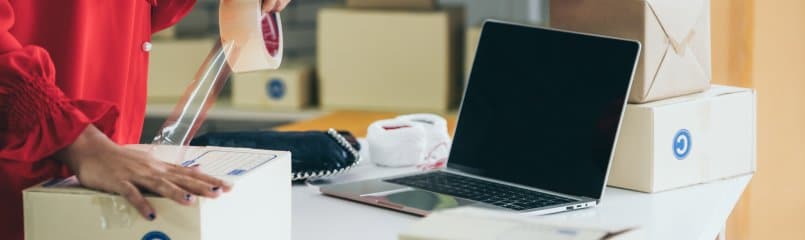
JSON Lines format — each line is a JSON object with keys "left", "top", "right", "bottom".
{"left": 148, "top": 213, "right": 156, "bottom": 221}
{"left": 184, "top": 193, "right": 193, "bottom": 201}
{"left": 212, "top": 186, "right": 221, "bottom": 192}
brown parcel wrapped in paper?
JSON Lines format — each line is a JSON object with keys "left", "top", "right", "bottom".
{"left": 551, "top": 0, "right": 711, "bottom": 103}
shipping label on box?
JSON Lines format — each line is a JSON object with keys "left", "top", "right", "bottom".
{"left": 24, "top": 145, "right": 291, "bottom": 240}
{"left": 551, "top": 0, "right": 711, "bottom": 103}
{"left": 608, "top": 85, "right": 756, "bottom": 192}
{"left": 232, "top": 63, "right": 313, "bottom": 110}
{"left": 318, "top": 8, "right": 464, "bottom": 112}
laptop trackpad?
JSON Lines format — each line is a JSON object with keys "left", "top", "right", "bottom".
{"left": 363, "top": 189, "right": 476, "bottom": 212}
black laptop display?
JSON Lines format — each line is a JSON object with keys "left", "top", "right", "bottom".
{"left": 449, "top": 21, "right": 640, "bottom": 199}
{"left": 320, "top": 20, "right": 640, "bottom": 215}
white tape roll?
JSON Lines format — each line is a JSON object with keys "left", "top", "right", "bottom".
{"left": 367, "top": 119, "right": 427, "bottom": 167}
{"left": 396, "top": 114, "right": 451, "bottom": 169}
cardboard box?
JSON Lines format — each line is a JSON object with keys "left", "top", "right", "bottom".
{"left": 24, "top": 145, "right": 291, "bottom": 240}
{"left": 148, "top": 39, "right": 216, "bottom": 101}
{"left": 346, "top": 0, "right": 436, "bottom": 10}
{"left": 551, "top": 0, "right": 711, "bottom": 103}
{"left": 232, "top": 62, "right": 313, "bottom": 110}
{"left": 318, "top": 8, "right": 464, "bottom": 112}
{"left": 608, "top": 85, "right": 756, "bottom": 192}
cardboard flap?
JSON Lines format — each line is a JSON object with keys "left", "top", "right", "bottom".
{"left": 646, "top": 0, "right": 705, "bottom": 51}
{"left": 24, "top": 177, "right": 94, "bottom": 194}
{"left": 645, "top": 46, "right": 709, "bottom": 100}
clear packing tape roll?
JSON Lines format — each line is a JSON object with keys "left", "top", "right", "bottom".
{"left": 153, "top": 1, "right": 282, "bottom": 145}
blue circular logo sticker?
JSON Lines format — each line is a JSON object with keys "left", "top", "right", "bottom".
{"left": 266, "top": 78, "right": 286, "bottom": 100}
{"left": 142, "top": 231, "right": 170, "bottom": 240}
{"left": 673, "top": 129, "right": 692, "bottom": 160}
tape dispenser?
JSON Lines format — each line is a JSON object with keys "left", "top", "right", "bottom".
{"left": 152, "top": 0, "right": 283, "bottom": 145}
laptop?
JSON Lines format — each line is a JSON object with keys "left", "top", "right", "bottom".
{"left": 320, "top": 20, "right": 641, "bottom": 216}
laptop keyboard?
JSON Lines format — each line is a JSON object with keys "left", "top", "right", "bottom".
{"left": 385, "top": 171, "right": 575, "bottom": 211}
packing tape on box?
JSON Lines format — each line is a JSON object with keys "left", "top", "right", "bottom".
{"left": 367, "top": 114, "right": 451, "bottom": 169}
{"left": 92, "top": 196, "right": 135, "bottom": 229}
{"left": 153, "top": 1, "right": 283, "bottom": 146}
{"left": 38, "top": 176, "right": 136, "bottom": 230}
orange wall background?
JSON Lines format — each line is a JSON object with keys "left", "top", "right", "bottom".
{"left": 746, "top": 0, "right": 805, "bottom": 238}
{"left": 713, "top": 0, "right": 805, "bottom": 239}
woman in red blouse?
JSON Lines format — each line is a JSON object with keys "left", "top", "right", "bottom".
{"left": 0, "top": 0, "right": 289, "bottom": 239}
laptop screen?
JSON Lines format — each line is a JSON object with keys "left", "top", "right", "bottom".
{"left": 447, "top": 21, "right": 639, "bottom": 199}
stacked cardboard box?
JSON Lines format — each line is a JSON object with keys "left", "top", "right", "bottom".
{"left": 609, "top": 85, "right": 756, "bottom": 192}
{"left": 551, "top": 0, "right": 711, "bottom": 104}
{"left": 551, "top": 0, "right": 756, "bottom": 192}
{"left": 317, "top": 4, "right": 464, "bottom": 112}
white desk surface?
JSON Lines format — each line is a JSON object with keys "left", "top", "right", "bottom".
{"left": 292, "top": 161, "right": 751, "bottom": 240}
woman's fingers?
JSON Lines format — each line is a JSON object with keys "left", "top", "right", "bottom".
{"left": 166, "top": 172, "right": 221, "bottom": 198}
{"left": 58, "top": 126, "right": 236, "bottom": 222}
{"left": 262, "top": 0, "right": 278, "bottom": 12}
{"left": 262, "top": 0, "right": 291, "bottom": 12}
{"left": 134, "top": 174, "right": 196, "bottom": 206}
{"left": 117, "top": 181, "right": 156, "bottom": 221}
{"left": 172, "top": 165, "right": 233, "bottom": 193}
{"left": 275, "top": 0, "right": 291, "bottom": 12}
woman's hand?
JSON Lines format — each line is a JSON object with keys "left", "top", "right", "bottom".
{"left": 262, "top": 0, "right": 291, "bottom": 12}
{"left": 55, "top": 125, "right": 232, "bottom": 221}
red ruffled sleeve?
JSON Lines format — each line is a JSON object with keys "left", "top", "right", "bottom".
{"left": 0, "top": 15, "right": 117, "bottom": 165}
{"left": 151, "top": 0, "right": 197, "bottom": 33}
{"left": 1, "top": 2, "right": 120, "bottom": 239}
